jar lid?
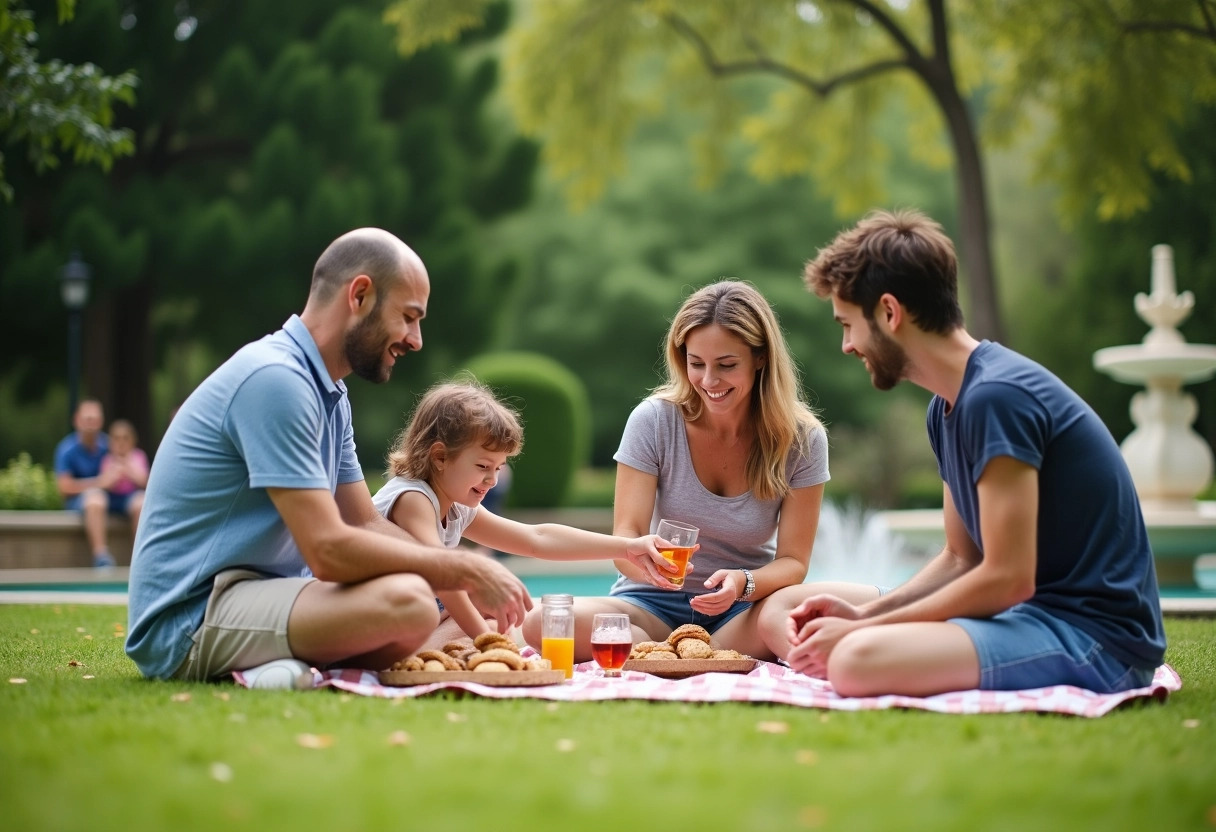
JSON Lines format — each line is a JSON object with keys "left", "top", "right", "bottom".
{"left": 540, "top": 593, "right": 574, "bottom": 605}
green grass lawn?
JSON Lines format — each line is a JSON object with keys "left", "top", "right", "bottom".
{"left": 1, "top": 606, "right": 1213, "bottom": 832}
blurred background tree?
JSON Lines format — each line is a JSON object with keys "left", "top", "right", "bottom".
{"left": 0, "top": 0, "right": 536, "bottom": 466}
{"left": 0, "top": 0, "right": 137, "bottom": 201}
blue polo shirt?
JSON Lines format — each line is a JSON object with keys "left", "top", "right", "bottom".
{"left": 126, "top": 316, "right": 364, "bottom": 679}
{"left": 54, "top": 431, "right": 109, "bottom": 480}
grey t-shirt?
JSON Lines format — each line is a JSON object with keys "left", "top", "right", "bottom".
{"left": 610, "top": 398, "right": 829, "bottom": 597}
{"left": 372, "top": 476, "right": 477, "bottom": 549}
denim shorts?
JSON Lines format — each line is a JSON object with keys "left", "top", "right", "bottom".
{"left": 65, "top": 490, "right": 141, "bottom": 515}
{"left": 613, "top": 589, "right": 752, "bottom": 634}
{"left": 952, "top": 603, "right": 1156, "bottom": 693}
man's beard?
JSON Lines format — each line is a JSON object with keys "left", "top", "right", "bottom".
{"left": 864, "top": 325, "right": 908, "bottom": 391}
{"left": 345, "top": 309, "right": 394, "bottom": 384}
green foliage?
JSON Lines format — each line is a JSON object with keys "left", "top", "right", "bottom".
{"left": 0, "top": 0, "right": 137, "bottom": 201}
{"left": 0, "top": 453, "right": 61, "bottom": 509}
{"left": 0, "top": 0, "right": 536, "bottom": 467}
{"left": 1, "top": 606, "right": 1215, "bottom": 831}
{"left": 463, "top": 351, "right": 592, "bottom": 507}
{"left": 971, "top": 0, "right": 1216, "bottom": 221}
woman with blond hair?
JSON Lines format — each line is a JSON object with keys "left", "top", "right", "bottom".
{"left": 523, "top": 280, "right": 829, "bottom": 660}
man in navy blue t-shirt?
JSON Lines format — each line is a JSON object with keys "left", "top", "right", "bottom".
{"left": 764, "top": 209, "right": 1164, "bottom": 697}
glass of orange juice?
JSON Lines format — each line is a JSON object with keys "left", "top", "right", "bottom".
{"left": 656, "top": 519, "right": 699, "bottom": 587}
{"left": 540, "top": 593, "right": 575, "bottom": 679}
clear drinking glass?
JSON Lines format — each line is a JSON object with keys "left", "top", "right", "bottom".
{"left": 590, "top": 613, "right": 632, "bottom": 678}
{"left": 656, "top": 519, "right": 699, "bottom": 587}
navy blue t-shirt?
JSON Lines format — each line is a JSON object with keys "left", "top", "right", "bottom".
{"left": 927, "top": 341, "right": 1165, "bottom": 670}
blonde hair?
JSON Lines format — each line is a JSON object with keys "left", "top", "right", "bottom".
{"left": 386, "top": 379, "right": 523, "bottom": 481}
{"left": 654, "top": 280, "right": 822, "bottom": 501}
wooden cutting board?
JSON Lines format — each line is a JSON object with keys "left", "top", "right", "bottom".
{"left": 378, "top": 669, "right": 567, "bottom": 687}
{"left": 620, "top": 658, "right": 758, "bottom": 679}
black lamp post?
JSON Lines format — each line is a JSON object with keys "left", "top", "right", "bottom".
{"left": 60, "top": 252, "right": 92, "bottom": 428}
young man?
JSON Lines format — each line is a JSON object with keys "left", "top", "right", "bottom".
{"left": 125, "top": 228, "right": 532, "bottom": 689}
{"left": 54, "top": 399, "right": 132, "bottom": 567}
{"left": 761, "top": 209, "right": 1164, "bottom": 697}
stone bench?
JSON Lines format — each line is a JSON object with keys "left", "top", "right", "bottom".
{"left": 0, "top": 511, "right": 134, "bottom": 569}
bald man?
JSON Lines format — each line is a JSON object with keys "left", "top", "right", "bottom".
{"left": 126, "top": 229, "right": 531, "bottom": 688}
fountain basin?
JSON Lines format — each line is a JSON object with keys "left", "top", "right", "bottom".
{"left": 877, "top": 502, "right": 1216, "bottom": 589}
{"left": 1093, "top": 343, "right": 1216, "bottom": 385}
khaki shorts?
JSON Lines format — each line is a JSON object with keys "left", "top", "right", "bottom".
{"left": 171, "top": 568, "right": 315, "bottom": 682}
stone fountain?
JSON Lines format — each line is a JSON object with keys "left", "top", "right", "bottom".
{"left": 878, "top": 244, "right": 1216, "bottom": 593}
{"left": 1092, "top": 245, "right": 1216, "bottom": 587}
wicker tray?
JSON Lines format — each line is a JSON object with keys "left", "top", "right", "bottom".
{"left": 378, "top": 669, "right": 567, "bottom": 687}
{"left": 621, "top": 658, "right": 758, "bottom": 679}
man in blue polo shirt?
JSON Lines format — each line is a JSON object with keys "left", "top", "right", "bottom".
{"left": 54, "top": 399, "right": 120, "bottom": 567}
{"left": 761, "top": 209, "right": 1165, "bottom": 697}
{"left": 126, "top": 228, "right": 532, "bottom": 689}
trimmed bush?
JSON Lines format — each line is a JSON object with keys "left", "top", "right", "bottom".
{"left": 462, "top": 352, "right": 592, "bottom": 508}
{"left": 0, "top": 453, "right": 63, "bottom": 510}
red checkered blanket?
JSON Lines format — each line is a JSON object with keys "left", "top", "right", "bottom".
{"left": 257, "top": 653, "right": 1181, "bottom": 718}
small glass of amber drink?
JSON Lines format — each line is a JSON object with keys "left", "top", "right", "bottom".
{"left": 590, "top": 614, "right": 632, "bottom": 678}
{"left": 656, "top": 519, "right": 699, "bottom": 587}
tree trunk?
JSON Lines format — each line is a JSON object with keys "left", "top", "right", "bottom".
{"left": 82, "top": 283, "right": 154, "bottom": 451}
{"left": 112, "top": 282, "right": 154, "bottom": 452}
{"left": 920, "top": 0, "right": 1005, "bottom": 344}
{"left": 939, "top": 89, "right": 1004, "bottom": 343}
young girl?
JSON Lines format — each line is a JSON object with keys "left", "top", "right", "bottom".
{"left": 371, "top": 379, "right": 679, "bottom": 645}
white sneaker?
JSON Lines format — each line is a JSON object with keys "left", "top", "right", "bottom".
{"left": 241, "top": 658, "right": 314, "bottom": 691}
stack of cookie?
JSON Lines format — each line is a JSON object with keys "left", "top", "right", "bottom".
{"left": 628, "top": 623, "right": 750, "bottom": 662}
{"left": 388, "top": 632, "right": 553, "bottom": 673}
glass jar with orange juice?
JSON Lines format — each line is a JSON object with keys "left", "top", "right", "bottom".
{"left": 541, "top": 593, "right": 575, "bottom": 679}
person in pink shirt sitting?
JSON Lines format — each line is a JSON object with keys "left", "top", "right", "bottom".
{"left": 99, "top": 419, "right": 149, "bottom": 544}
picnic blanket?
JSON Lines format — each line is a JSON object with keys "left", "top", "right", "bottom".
{"left": 241, "top": 652, "right": 1182, "bottom": 718}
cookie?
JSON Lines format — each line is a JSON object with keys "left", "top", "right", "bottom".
{"left": 667, "top": 623, "right": 712, "bottom": 647}
{"left": 467, "top": 648, "right": 525, "bottom": 671}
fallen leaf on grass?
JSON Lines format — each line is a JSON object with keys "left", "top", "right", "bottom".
{"left": 757, "top": 721, "right": 789, "bottom": 734}
{"left": 213, "top": 692, "right": 230, "bottom": 701}
{"left": 68, "top": 660, "right": 84, "bottom": 667}
{"left": 296, "top": 733, "right": 334, "bottom": 749}
{"left": 337, "top": 694, "right": 353, "bottom": 703}
{"left": 555, "top": 738, "right": 576, "bottom": 752}
{"left": 75, "top": 627, "right": 85, "bottom": 633}
{"left": 387, "top": 731, "right": 412, "bottom": 746}
{"left": 819, "top": 714, "right": 830, "bottom": 723}
{"left": 170, "top": 692, "right": 192, "bottom": 702}
{"left": 798, "top": 806, "right": 827, "bottom": 828}
{"left": 210, "top": 762, "right": 233, "bottom": 783}
{"left": 795, "top": 750, "right": 819, "bottom": 765}
{"left": 82, "top": 675, "right": 95, "bottom": 680}
{"left": 9, "top": 678, "right": 27, "bottom": 684}
{"left": 83, "top": 635, "right": 93, "bottom": 641}
{"left": 1183, "top": 719, "right": 1200, "bottom": 729}
{"left": 29, "top": 629, "right": 38, "bottom": 634}
{"left": 446, "top": 712, "right": 466, "bottom": 723}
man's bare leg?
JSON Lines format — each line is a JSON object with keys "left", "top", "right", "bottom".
{"left": 828, "top": 621, "right": 979, "bottom": 697}
{"left": 756, "top": 582, "right": 882, "bottom": 661}
{"left": 286, "top": 573, "right": 440, "bottom": 670}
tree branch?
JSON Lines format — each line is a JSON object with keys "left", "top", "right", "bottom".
{"left": 1115, "top": 0, "right": 1216, "bottom": 43}
{"left": 831, "top": 0, "right": 927, "bottom": 64}
{"left": 663, "top": 13, "right": 908, "bottom": 98}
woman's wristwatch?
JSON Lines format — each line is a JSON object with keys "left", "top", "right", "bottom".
{"left": 739, "top": 568, "right": 755, "bottom": 600}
